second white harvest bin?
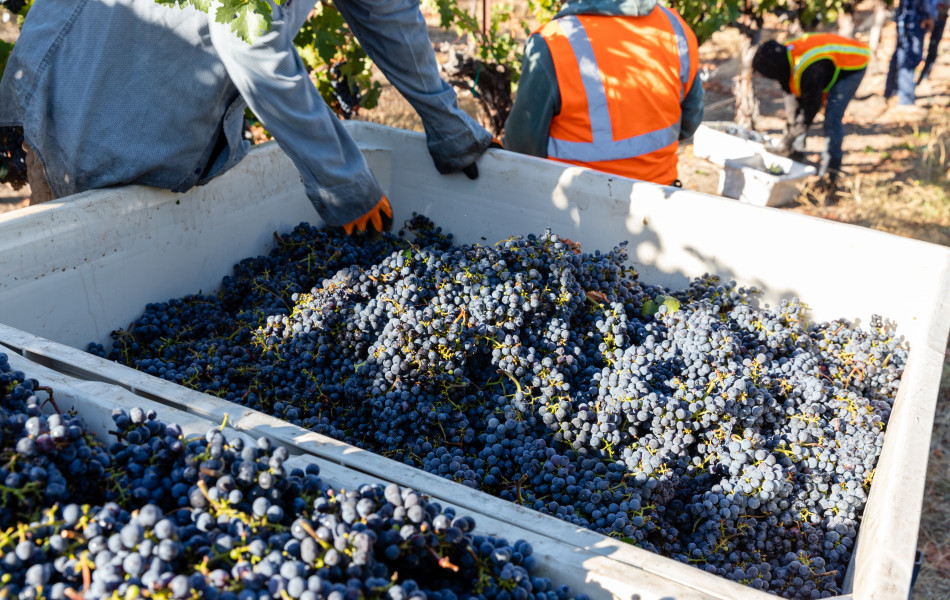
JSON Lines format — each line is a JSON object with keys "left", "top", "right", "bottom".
{"left": 718, "top": 150, "right": 817, "bottom": 207}
{"left": 0, "top": 121, "right": 948, "bottom": 600}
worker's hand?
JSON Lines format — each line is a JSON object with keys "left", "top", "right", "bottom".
{"left": 342, "top": 196, "right": 393, "bottom": 241}
{"left": 456, "top": 138, "right": 504, "bottom": 180}
{"left": 922, "top": 17, "right": 935, "bottom": 32}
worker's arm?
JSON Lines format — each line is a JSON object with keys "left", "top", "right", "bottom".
{"left": 777, "top": 59, "right": 835, "bottom": 152}
{"left": 332, "top": 0, "right": 491, "bottom": 174}
{"left": 679, "top": 76, "right": 705, "bottom": 140}
{"left": 208, "top": 4, "right": 382, "bottom": 227}
{"left": 502, "top": 33, "right": 560, "bottom": 158}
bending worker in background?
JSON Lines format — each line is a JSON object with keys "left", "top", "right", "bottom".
{"left": 752, "top": 34, "right": 870, "bottom": 192}
{"left": 0, "top": 0, "right": 493, "bottom": 237}
{"left": 502, "top": 0, "right": 704, "bottom": 187}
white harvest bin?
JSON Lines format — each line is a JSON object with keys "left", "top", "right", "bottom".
{"left": 718, "top": 151, "right": 817, "bottom": 207}
{"left": 0, "top": 121, "right": 948, "bottom": 600}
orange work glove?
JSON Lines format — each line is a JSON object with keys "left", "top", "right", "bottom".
{"left": 342, "top": 196, "right": 393, "bottom": 240}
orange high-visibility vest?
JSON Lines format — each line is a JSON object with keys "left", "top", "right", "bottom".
{"left": 538, "top": 8, "right": 698, "bottom": 185}
{"left": 786, "top": 34, "right": 870, "bottom": 97}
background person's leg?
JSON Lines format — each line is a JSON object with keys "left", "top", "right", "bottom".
{"left": 822, "top": 69, "right": 866, "bottom": 179}
{"left": 884, "top": 40, "right": 900, "bottom": 99}
{"left": 896, "top": 16, "right": 925, "bottom": 104}
{"left": 919, "top": 7, "right": 948, "bottom": 82}
{"left": 23, "top": 144, "right": 55, "bottom": 205}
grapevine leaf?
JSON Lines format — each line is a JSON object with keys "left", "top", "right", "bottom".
{"left": 661, "top": 295, "right": 681, "bottom": 314}
{"left": 640, "top": 299, "right": 658, "bottom": 317}
{"left": 641, "top": 295, "right": 680, "bottom": 316}
{"left": 215, "top": 0, "right": 272, "bottom": 43}
{"left": 153, "top": 0, "right": 212, "bottom": 14}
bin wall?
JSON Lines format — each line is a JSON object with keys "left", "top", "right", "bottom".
{"left": 0, "top": 121, "right": 948, "bottom": 600}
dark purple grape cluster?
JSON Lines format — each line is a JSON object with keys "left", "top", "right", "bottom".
{"left": 88, "top": 216, "right": 909, "bottom": 599}
{"left": 1, "top": 351, "right": 589, "bottom": 600}
{"left": 0, "top": 353, "right": 113, "bottom": 530}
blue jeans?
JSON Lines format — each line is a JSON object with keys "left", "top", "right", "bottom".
{"left": 884, "top": 14, "right": 926, "bottom": 105}
{"left": 919, "top": 7, "right": 948, "bottom": 82}
{"left": 822, "top": 68, "right": 866, "bottom": 175}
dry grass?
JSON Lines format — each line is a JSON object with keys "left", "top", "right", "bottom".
{"left": 791, "top": 114, "right": 950, "bottom": 248}
{"left": 917, "top": 121, "right": 950, "bottom": 182}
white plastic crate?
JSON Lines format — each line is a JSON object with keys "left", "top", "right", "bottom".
{"left": 718, "top": 150, "right": 818, "bottom": 207}
{"left": 0, "top": 121, "right": 947, "bottom": 600}
{"left": 691, "top": 121, "right": 771, "bottom": 167}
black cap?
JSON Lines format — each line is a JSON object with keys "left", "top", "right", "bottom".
{"left": 753, "top": 40, "right": 791, "bottom": 84}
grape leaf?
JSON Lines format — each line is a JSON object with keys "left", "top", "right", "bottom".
{"left": 641, "top": 295, "right": 681, "bottom": 316}
{"left": 153, "top": 0, "right": 277, "bottom": 43}
{"left": 216, "top": 0, "right": 272, "bottom": 43}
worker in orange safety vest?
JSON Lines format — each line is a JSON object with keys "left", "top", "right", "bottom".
{"left": 753, "top": 34, "right": 870, "bottom": 190}
{"left": 502, "top": 0, "right": 704, "bottom": 187}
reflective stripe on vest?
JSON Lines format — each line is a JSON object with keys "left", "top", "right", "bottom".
{"left": 662, "top": 5, "right": 691, "bottom": 101}
{"left": 787, "top": 34, "right": 870, "bottom": 96}
{"left": 545, "top": 11, "right": 692, "bottom": 164}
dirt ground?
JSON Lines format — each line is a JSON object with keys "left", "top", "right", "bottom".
{"left": 1, "top": 3, "right": 949, "bottom": 598}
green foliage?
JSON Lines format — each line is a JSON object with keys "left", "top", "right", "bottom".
{"left": 293, "top": 3, "right": 381, "bottom": 115}
{"left": 640, "top": 295, "right": 681, "bottom": 317}
{"left": 796, "top": 0, "right": 849, "bottom": 28}
{"left": 667, "top": 0, "right": 740, "bottom": 44}
{"left": 429, "top": 0, "right": 521, "bottom": 66}
{"left": 153, "top": 0, "right": 279, "bottom": 43}
{"left": 427, "top": 0, "right": 562, "bottom": 91}
{"left": 526, "top": 0, "right": 563, "bottom": 24}
{"left": 670, "top": 0, "right": 860, "bottom": 44}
